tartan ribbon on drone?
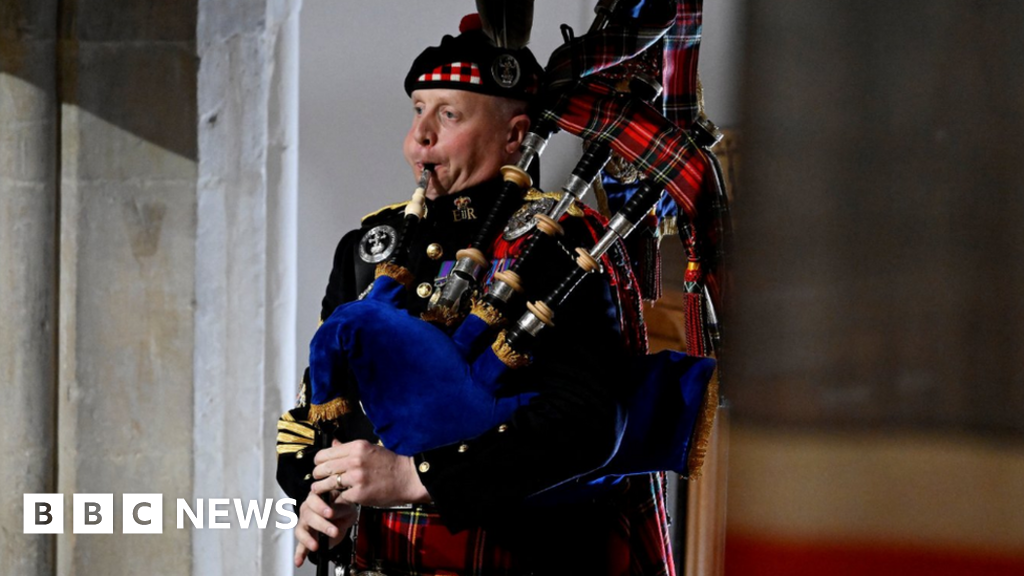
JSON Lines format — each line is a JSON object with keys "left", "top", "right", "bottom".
{"left": 542, "top": 80, "right": 707, "bottom": 220}
{"left": 661, "top": 0, "right": 703, "bottom": 127}
{"left": 540, "top": 0, "right": 725, "bottom": 355}
{"left": 543, "top": 1, "right": 676, "bottom": 93}
{"left": 539, "top": 0, "right": 710, "bottom": 236}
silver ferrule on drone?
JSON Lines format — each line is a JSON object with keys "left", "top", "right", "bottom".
{"left": 589, "top": 212, "right": 636, "bottom": 261}
{"left": 518, "top": 132, "right": 549, "bottom": 170}
{"left": 516, "top": 310, "right": 548, "bottom": 337}
{"left": 453, "top": 257, "right": 485, "bottom": 280}
{"left": 487, "top": 280, "right": 517, "bottom": 305}
{"left": 543, "top": 172, "right": 593, "bottom": 223}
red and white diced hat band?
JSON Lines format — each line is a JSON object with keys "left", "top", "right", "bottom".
{"left": 417, "top": 62, "right": 483, "bottom": 86}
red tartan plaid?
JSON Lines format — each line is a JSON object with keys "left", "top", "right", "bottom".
{"left": 544, "top": 3, "right": 675, "bottom": 94}
{"left": 353, "top": 475, "right": 674, "bottom": 576}
{"left": 662, "top": 0, "right": 703, "bottom": 127}
{"left": 543, "top": 81, "right": 708, "bottom": 221}
{"left": 354, "top": 506, "right": 518, "bottom": 575}
{"left": 543, "top": 1, "right": 725, "bottom": 323}
{"left": 417, "top": 62, "right": 482, "bottom": 86}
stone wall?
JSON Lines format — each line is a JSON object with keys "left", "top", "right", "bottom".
{"left": 0, "top": 1, "right": 59, "bottom": 574}
{"left": 0, "top": 0, "right": 299, "bottom": 574}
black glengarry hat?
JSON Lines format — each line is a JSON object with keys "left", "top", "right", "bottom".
{"left": 405, "top": 14, "right": 543, "bottom": 101}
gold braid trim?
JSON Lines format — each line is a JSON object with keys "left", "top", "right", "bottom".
{"left": 470, "top": 299, "right": 506, "bottom": 327}
{"left": 277, "top": 431, "right": 314, "bottom": 446}
{"left": 361, "top": 201, "right": 410, "bottom": 223}
{"left": 277, "top": 420, "right": 315, "bottom": 439}
{"left": 524, "top": 189, "right": 584, "bottom": 218}
{"left": 308, "top": 397, "right": 350, "bottom": 424}
{"left": 686, "top": 364, "right": 720, "bottom": 478}
{"left": 420, "top": 305, "right": 464, "bottom": 327}
{"left": 491, "top": 330, "right": 531, "bottom": 369}
{"left": 375, "top": 262, "right": 415, "bottom": 286}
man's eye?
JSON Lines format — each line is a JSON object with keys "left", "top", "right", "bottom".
{"left": 443, "top": 111, "right": 457, "bottom": 120}
{"left": 414, "top": 106, "right": 424, "bottom": 115}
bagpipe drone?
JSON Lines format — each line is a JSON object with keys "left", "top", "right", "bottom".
{"left": 305, "top": 0, "right": 727, "bottom": 507}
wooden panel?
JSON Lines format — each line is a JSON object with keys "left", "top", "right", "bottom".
{"left": 728, "top": 1, "right": 1024, "bottom": 435}
{"left": 726, "top": 533, "right": 1024, "bottom": 576}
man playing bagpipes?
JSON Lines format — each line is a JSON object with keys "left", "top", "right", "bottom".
{"left": 277, "top": 2, "right": 722, "bottom": 574}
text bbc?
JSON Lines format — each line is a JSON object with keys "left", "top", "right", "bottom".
{"left": 23, "top": 494, "right": 298, "bottom": 534}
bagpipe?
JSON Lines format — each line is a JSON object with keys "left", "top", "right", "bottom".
{"left": 306, "top": 0, "right": 727, "bottom": 484}
{"left": 295, "top": 0, "right": 730, "bottom": 569}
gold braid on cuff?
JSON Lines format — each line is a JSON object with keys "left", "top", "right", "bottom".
{"left": 492, "top": 330, "right": 531, "bottom": 369}
{"left": 375, "top": 262, "right": 415, "bottom": 287}
{"left": 470, "top": 299, "right": 506, "bottom": 327}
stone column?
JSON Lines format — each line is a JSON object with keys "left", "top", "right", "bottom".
{"left": 56, "top": 0, "right": 198, "bottom": 574}
{"left": 53, "top": 0, "right": 300, "bottom": 574}
{"left": 194, "top": 0, "right": 300, "bottom": 574}
{"left": 263, "top": 2, "right": 301, "bottom": 572}
{"left": 0, "top": 2, "right": 59, "bottom": 575}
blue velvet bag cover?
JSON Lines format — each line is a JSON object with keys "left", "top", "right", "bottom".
{"left": 308, "top": 273, "right": 716, "bottom": 481}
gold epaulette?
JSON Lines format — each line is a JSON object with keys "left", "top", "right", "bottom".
{"left": 523, "top": 189, "right": 585, "bottom": 218}
{"left": 361, "top": 201, "right": 411, "bottom": 223}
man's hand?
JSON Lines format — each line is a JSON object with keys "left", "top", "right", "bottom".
{"left": 311, "top": 439, "right": 431, "bottom": 507}
{"left": 293, "top": 491, "right": 357, "bottom": 568}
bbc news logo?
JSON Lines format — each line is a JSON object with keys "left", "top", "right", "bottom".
{"left": 24, "top": 494, "right": 297, "bottom": 534}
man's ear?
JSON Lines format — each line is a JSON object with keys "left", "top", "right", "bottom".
{"left": 505, "top": 113, "right": 531, "bottom": 154}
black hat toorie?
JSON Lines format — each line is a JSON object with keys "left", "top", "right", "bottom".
{"left": 405, "top": 14, "right": 543, "bottom": 101}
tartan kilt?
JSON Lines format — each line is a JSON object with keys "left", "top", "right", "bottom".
{"left": 354, "top": 504, "right": 518, "bottom": 576}
{"left": 352, "top": 474, "right": 674, "bottom": 576}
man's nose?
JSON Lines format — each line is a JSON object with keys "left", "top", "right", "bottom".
{"left": 413, "top": 119, "right": 436, "bottom": 147}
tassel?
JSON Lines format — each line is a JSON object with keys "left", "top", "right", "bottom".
{"left": 637, "top": 219, "right": 662, "bottom": 302}
{"left": 684, "top": 259, "right": 706, "bottom": 357}
{"left": 623, "top": 212, "right": 662, "bottom": 302}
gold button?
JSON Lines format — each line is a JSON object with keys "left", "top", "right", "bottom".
{"left": 295, "top": 450, "right": 305, "bottom": 459}
{"left": 458, "top": 444, "right": 469, "bottom": 453}
{"left": 497, "top": 424, "right": 509, "bottom": 433}
{"left": 416, "top": 282, "right": 434, "bottom": 298}
{"left": 418, "top": 461, "right": 431, "bottom": 473}
{"left": 303, "top": 474, "right": 312, "bottom": 481}
{"left": 426, "top": 243, "right": 443, "bottom": 260}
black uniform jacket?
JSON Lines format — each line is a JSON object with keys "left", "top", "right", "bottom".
{"left": 278, "top": 178, "right": 631, "bottom": 532}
